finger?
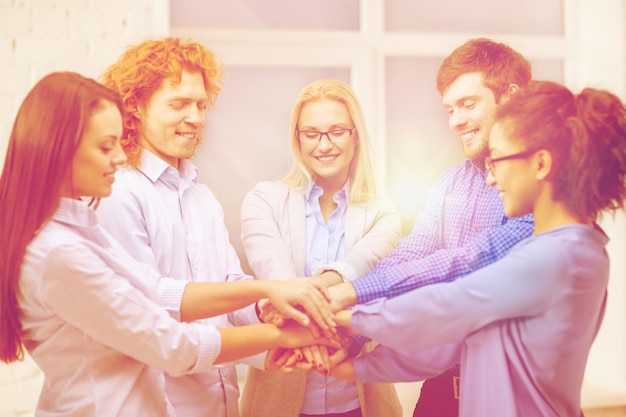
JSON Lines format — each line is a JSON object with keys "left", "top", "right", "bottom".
{"left": 310, "top": 280, "right": 331, "bottom": 301}
{"left": 293, "top": 360, "right": 317, "bottom": 371}
{"left": 319, "top": 344, "right": 330, "bottom": 373}
{"left": 328, "top": 346, "right": 348, "bottom": 368}
{"left": 274, "top": 348, "right": 295, "bottom": 368}
{"left": 293, "top": 347, "right": 303, "bottom": 362}
{"left": 283, "top": 351, "right": 300, "bottom": 368}
{"left": 301, "top": 346, "right": 314, "bottom": 364}
{"left": 307, "top": 321, "right": 321, "bottom": 338}
{"left": 298, "top": 294, "right": 336, "bottom": 334}
{"left": 309, "top": 344, "right": 325, "bottom": 373}
{"left": 264, "top": 348, "right": 284, "bottom": 371}
{"left": 278, "top": 304, "right": 312, "bottom": 327}
{"left": 272, "top": 314, "right": 286, "bottom": 327}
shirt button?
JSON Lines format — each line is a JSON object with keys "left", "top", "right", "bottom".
{"left": 473, "top": 226, "right": 478, "bottom": 232}
{"left": 168, "top": 169, "right": 176, "bottom": 176}
{"left": 318, "top": 383, "right": 324, "bottom": 388}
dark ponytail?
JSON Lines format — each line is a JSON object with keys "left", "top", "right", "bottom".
{"left": 494, "top": 80, "right": 626, "bottom": 218}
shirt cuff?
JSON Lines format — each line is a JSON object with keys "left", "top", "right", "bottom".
{"left": 312, "top": 262, "right": 358, "bottom": 282}
{"left": 189, "top": 324, "right": 223, "bottom": 373}
{"left": 350, "top": 272, "right": 387, "bottom": 304}
{"left": 156, "top": 278, "right": 189, "bottom": 321}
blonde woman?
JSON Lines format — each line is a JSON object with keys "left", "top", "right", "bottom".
{"left": 239, "top": 79, "right": 403, "bottom": 417}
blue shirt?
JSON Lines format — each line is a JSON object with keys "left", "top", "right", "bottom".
{"left": 352, "top": 224, "right": 609, "bottom": 417}
{"left": 353, "top": 159, "right": 534, "bottom": 302}
{"left": 302, "top": 183, "right": 360, "bottom": 414}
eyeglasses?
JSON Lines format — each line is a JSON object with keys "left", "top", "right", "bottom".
{"left": 484, "top": 149, "right": 537, "bottom": 173}
{"left": 297, "top": 128, "right": 354, "bottom": 144}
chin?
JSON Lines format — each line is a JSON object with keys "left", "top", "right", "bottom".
{"left": 463, "top": 142, "right": 488, "bottom": 160}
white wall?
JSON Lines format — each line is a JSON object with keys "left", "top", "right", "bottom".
{"left": 0, "top": 0, "right": 169, "bottom": 169}
{"left": 0, "top": 1, "right": 168, "bottom": 415}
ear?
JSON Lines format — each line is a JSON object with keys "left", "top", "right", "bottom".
{"left": 499, "top": 84, "right": 521, "bottom": 104}
{"left": 508, "top": 83, "right": 521, "bottom": 95}
{"left": 534, "top": 149, "right": 552, "bottom": 181}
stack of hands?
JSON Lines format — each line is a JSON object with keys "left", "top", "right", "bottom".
{"left": 257, "top": 276, "right": 358, "bottom": 380}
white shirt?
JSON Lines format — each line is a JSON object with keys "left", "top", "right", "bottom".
{"left": 97, "top": 150, "right": 258, "bottom": 417}
{"left": 19, "top": 198, "right": 222, "bottom": 417}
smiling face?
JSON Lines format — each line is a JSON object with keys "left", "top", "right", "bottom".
{"left": 486, "top": 121, "right": 540, "bottom": 218}
{"left": 137, "top": 71, "right": 208, "bottom": 168}
{"left": 442, "top": 72, "right": 500, "bottom": 161}
{"left": 69, "top": 100, "right": 126, "bottom": 198}
{"left": 297, "top": 98, "right": 356, "bottom": 191}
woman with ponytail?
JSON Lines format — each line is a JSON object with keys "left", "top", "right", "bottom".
{"left": 329, "top": 80, "right": 626, "bottom": 417}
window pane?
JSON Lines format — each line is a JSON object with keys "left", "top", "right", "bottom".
{"left": 170, "top": 0, "right": 359, "bottom": 31}
{"left": 385, "top": 56, "right": 564, "bottom": 232}
{"left": 385, "top": 0, "right": 563, "bottom": 35}
{"left": 196, "top": 66, "right": 350, "bottom": 272}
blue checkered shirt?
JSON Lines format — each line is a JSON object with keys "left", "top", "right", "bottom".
{"left": 353, "top": 159, "right": 534, "bottom": 303}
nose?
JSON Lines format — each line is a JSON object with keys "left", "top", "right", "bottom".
{"left": 316, "top": 133, "right": 334, "bottom": 151}
{"left": 185, "top": 105, "right": 205, "bottom": 126}
{"left": 449, "top": 109, "right": 467, "bottom": 130}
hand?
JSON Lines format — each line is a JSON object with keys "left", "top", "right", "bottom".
{"left": 266, "top": 278, "right": 335, "bottom": 335}
{"left": 333, "top": 309, "right": 354, "bottom": 335}
{"left": 265, "top": 347, "right": 301, "bottom": 373}
{"left": 329, "top": 357, "right": 357, "bottom": 381}
{"left": 256, "top": 299, "right": 285, "bottom": 326}
{"left": 328, "top": 282, "right": 358, "bottom": 313}
{"left": 300, "top": 344, "right": 330, "bottom": 374}
{"left": 277, "top": 319, "right": 339, "bottom": 351}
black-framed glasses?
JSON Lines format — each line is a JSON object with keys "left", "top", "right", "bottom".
{"left": 485, "top": 149, "right": 537, "bottom": 173}
{"left": 297, "top": 128, "right": 354, "bottom": 144}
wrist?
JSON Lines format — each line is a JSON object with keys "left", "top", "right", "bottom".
{"left": 316, "top": 270, "right": 343, "bottom": 287}
{"left": 336, "top": 282, "right": 358, "bottom": 309}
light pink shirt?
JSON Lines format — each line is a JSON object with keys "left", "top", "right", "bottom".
{"left": 19, "top": 198, "right": 222, "bottom": 417}
{"left": 97, "top": 150, "right": 258, "bottom": 417}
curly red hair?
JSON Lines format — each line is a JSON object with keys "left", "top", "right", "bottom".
{"left": 100, "top": 37, "right": 223, "bottom": 165}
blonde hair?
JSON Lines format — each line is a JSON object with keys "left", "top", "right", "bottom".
{"left": 282, "top": 79, "right": 377, "bottom": 205}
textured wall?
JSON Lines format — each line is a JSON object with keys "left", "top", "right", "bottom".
{"left": 0, "top": 1, "right": 165, "bottom": 415}
{"left": 0, "top": 0, "right": 167, "bottom": 170}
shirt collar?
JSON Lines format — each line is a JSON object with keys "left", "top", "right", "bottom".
{"left": 52, "top": 198, "right": 98, "bottom": 228}
{"left": 137, "top": 149, "right": 199, "bottom": 183}
{"left": 305, "top": 180, "right": 350, "bottom": 204}
{"left": 465, "top": 158, "right": 487, "bottom": 176}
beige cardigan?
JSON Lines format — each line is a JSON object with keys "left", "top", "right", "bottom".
{"left": 239, "top": 181, "right": 403, "bottom": 417}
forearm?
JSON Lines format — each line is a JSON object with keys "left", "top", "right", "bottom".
{"left": 215, "top": 323, "right": 281, "bottom": 364}
{"left": 352, "top": 215, "right": 534, "bottom": 304}
{"left": 180, "top": 280, "right": 272, "bottom": 322}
